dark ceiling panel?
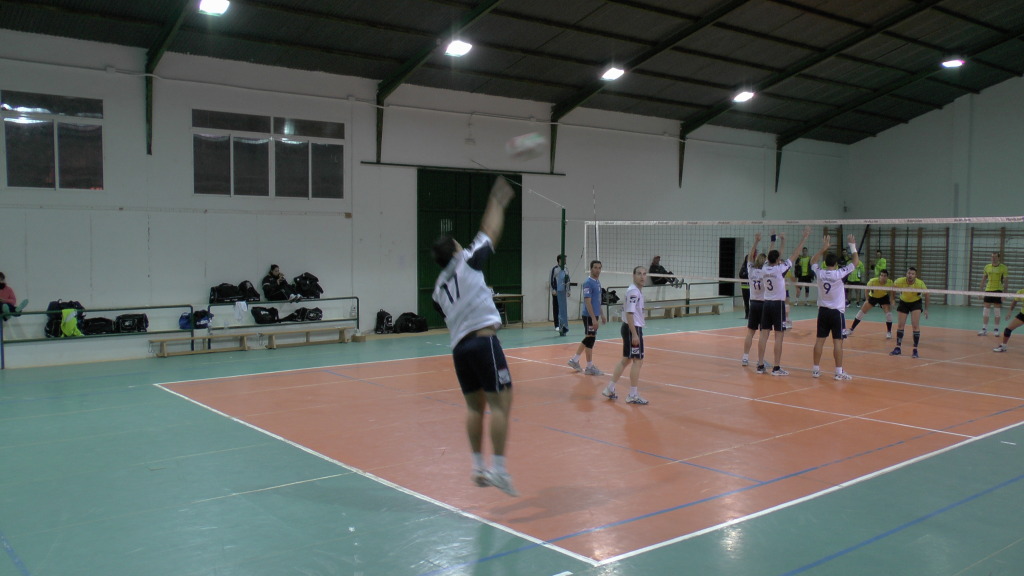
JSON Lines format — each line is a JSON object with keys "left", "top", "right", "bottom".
{"left": 3, "top": 0, "right": 1023, "bottom": 146}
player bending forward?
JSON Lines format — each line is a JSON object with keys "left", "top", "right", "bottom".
{"left": 993, "top": 288, "right": 1024, "bottom": 353}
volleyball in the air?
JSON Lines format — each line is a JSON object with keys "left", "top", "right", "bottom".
{"left": 505, "top": 132, "right": 546, "bottom": 160}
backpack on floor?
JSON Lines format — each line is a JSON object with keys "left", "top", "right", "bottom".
{"left": 374, "top": 309, "right": 393, "bottom": 334}
{"left": 393, "top": 312, "right": 428, "bottom": 334}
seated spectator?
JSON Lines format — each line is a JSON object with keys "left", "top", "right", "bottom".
{"left": 261, "top": 264, "right": 301, "bottom": 302}
{"left": 0, "top": 271, "right": 29, "bottom": 321}
{"left": 648, "top": 256, "right": 682, "bottom": 287}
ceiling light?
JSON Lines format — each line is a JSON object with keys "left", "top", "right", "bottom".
{"left": 733, "top": 91, "right": 755, "bottom": 103}
{"left": 601, "top": 67, "right": 624, "bottom": 81}
{"left": 941, "top": 58, "right": 965, "bottom": 68}
{"left": 445, "top": 40, "right": 473, "bottom": 57}
{"left": 198, "top": 0, "right": 230, "bottom": 16}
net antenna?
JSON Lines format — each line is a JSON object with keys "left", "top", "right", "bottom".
{"left": 584, "top": 216, "right": 1024, "bottom": 303}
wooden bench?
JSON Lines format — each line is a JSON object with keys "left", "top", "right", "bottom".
{"left": 150, "top": 332, "right": 256, "bottom": 358}
{"left": 263, "top": 326, "right": 352, "bottom": 349}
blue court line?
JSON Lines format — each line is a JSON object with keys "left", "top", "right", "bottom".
{"left": 1, "top": 530, "right": 32, "bottom": 576}
{"left": 773, "top": 471, "right": 1024, "bottom": 576}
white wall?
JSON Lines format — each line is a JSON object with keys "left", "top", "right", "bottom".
{"left": 5, "top": 29, "right": 1019, "bottom": 366}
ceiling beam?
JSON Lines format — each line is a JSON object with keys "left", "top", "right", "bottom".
{"left": 777, "top": 23, "right": 1024, "bottom": 149}
{"left": 144, "top": 0, "right": 192, "bottom": 155}
{"left": 680, "top": 0, "right": 944, "bottom": 138}
{"left": 550, "top": 0, "right": 751, "bottom": 122}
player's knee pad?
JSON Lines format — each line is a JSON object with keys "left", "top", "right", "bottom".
{"left": 583, "top": 336, "right": 596, "bottom": 349}
{"left": 983, "top": 307, "right": 990, "bottom": 319}
{"left": 1005, "top": 328, "right": 1013, "bottom": 338}
{"left": 885, "top": 312, "right": 893, "bottom": 322}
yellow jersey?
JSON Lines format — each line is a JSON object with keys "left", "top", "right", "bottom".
{"left": 893, "top": 277, "right": 927, "bottom": 303}
{"left": 867, "top": 277, "right": 894, "bottom": 299}
{"left": 984, "top": 263, "right": 1008, "bottom": 292}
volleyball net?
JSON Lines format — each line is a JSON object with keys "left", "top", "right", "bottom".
{"left": 584, "top": 217, "right": 1024, "bottom": 305}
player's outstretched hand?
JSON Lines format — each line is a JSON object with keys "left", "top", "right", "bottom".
{"left": 491, "top": 177, "right": 515, "bottom": 207}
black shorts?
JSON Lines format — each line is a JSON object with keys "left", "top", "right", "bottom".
{"left": 1016, "top": 312, "right": 1024, "bottom": 323}
{"left": 797, "top": 274, "right": 814, "bottom": 284}
{"left": 760, "top": 300, "right": 786, "bottom": 332}
{"left": 747, "top": 300, "right": 764, "bottom": 331}
{"left": 620, "top": 323, "right": 644, "bottom": 359}
{"left": 816, "top": 307, "right": 846, "bottom": 339}
{"left": 983, "top": 293, "right": 1003, "bottom": 304}
{"left": 582, "top": 315, "right": 598, "bottom": 336}
{"left": 868, "top": 295, "right": 890, "bottom": 308}
{"left": 897, "top": 299, "right": 923, "bottom": 315}
{"left": 452, "top": 334, "right": 512, "bottom": 394}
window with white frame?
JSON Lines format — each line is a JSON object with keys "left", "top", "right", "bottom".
{"left": 1, "top": 90, "right": 104, "bottom": 190}
{"left": 192, "top": 110, "right": 344, "bottom": 199}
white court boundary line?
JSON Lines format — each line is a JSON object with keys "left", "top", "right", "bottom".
{"left": 151, "top": 322, "right": 1024, "bottom": 569}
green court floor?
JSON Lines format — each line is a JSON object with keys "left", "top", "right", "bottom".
{"left": 1, "top": 304, "right": 1022, "bottom": 576}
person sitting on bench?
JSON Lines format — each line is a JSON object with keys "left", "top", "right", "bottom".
{"left": 0, "top": 271, "right": 29, "bottom": 321}
{"left": 648, "top": 256, "right": 682, "bottom": 288}
{"left": 262, "top": 264, "right": 302, "bottom": 303}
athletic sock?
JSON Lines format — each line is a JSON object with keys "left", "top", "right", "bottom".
{"left": 571, "top": 354, "right": 580, "bottom": 363}
{"left": 896, "top": 330, "right": 904, "bottom": 345}
{"left": 850, "top": 318, "right": 862, "bottom": 330}
{"left": 629, "top": 386, "right": 638, "bottom": 397}
{"left": 492, "top": 455, "right": 507, "bottom": 474}
{"left": 913, "top": 331, "right": 920, "bottom": 347}
{"left": 886, "top": 321, "right": 893, "bottom": 332}
{"left": 472, "top": 452, "right": 485, "bottom": 471}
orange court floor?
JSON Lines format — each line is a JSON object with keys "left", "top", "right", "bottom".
{"left": 1, "top": 304, "right": 1023, "bottom": 575}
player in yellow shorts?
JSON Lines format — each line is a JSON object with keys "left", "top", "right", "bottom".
{"left": 978, "top": 252, "right": 1008, "bottom": 336}
{"left": 993, "top": 288, "right": 1024, "bottom": 353}
{"left": 890, "top": 267, "right": 929, "bottom": 358}
{"left": 848, "top": 269, "right": 895, "bottom": 338}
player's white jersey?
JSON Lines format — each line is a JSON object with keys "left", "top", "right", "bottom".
{"left": 747, "top": 263, "right": 767, "bottom": 301}
{"left": 761, "top": 259, "right": 792, "bottom": 301}
{"left": 812, "top": 262, "right": 855, "bottom": 310}
{"left": 432, "top": 231, "right": 502, "bottom": 347}
{"left": 623, "top": 283, "right": 646, "bottom": 328}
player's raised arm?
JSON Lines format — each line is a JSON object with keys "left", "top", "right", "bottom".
{"left": 811, "top": 234, "right": 830, "bottom": 265}
{"left": 480, "top": 177, "right": 515, "bottom": 247}
{"left": 847, "top": 234, "right": 860, "bottom": 268}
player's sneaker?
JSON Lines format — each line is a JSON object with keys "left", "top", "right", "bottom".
{"left": 996, "top": 331, "right": 1002, "bottom": 338}
{"left": 890, "top": 346, "right": 901, "bottom": 356}
{"left": 567, "top": 359, "right": 582, "bottom": 372}
{"left": 834, "top": 372, "right": 852, "bottom": 381}
{"left": 993, "top": 344, "right": 1007, "bottom": 352}
{"left": 483, "top": 469, "right": 519, "bottom": 497}
{"left": 812, "top": 368, "right": 821, "bottom": 378}
{"left": 841, "top": 328, "right": 851, "bottom": 338}
{"left": 741, "top": 356, "right": 749, "bottom": 366}
{"left": 911, "top": 349, "right": 919, "bottom": 359}
{"left": 978, "top": 329, "right": 987, "bottom": 336}
{"left": 471, "top": 469, "right": 488, "bottom": 487}
{"left": 601, "top": 386, "right": 618, "bottom": 400}
{"left": 625, "top": 394, "right": 649, "bottom": 405}
{"left": 755, "top": 364, "right": 766, "bottom": 374}
{"left": 771, "top": 368, "right": 789, "bottom": 376}
{"left": 886, "top": 332, "right": 892, "bottom": 339}
{"left": 584, "top": 365, "right": 604, "bottom": 376}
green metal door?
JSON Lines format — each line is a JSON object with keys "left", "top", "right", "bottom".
{"left": 417, "top": 170, "right": 522, "bottom": 328}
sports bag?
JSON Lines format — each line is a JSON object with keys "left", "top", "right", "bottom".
{"left": 209, "top": 283, "right": 242, "bottom": 303}
{"left": 374, "top": 309, "right": 393, "bottom": 334}
{"left": 45, "top": 300, "right": 84, "bottom": 338}
{"left": 393, "top": 312, "right": 428, "bottom": 334}
{"left": 251, "top": 306, "right": 279, "bottom": 324}
{"left": 116, "top": 313, "right": 149, "bottom": 333}
{"left": 80, "top": 317, "right": 115, "bottom": 335}
{"left": 293, "top": 272, "right": 324, "bottom": 299}
{"left": 280, "top": 306, "right": 321, "bottom": 322}
{"left": 178, "top": 309, "right": 214, "bottom": 330}
{"left": 238, "top": 280, "right": 261, "bottom": 302}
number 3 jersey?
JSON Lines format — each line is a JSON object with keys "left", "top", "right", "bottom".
{"left": 812, "top": 262, "right": 855, "bottom": 309}
{"left": 432, "top": 231, "right": 502, "bottom": 347}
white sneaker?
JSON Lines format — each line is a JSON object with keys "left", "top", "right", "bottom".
{"left": 995, "top": 331, "right": 1002, "bottom": 337}
{"left": 841, "top": 328, "right": 851, "bottom": 338}
{"left": 482, "top": 469, "right": 519, "bottom": 497}
{"left": 771, "top": 368, "right": 789, "bottom": 376}
{"left": 471, "top": 469, "right": 488, "bottom": 487}
{"left": 993, "top": 344, "right": 1007, "bottom": 352}
{"left": 834, "top": 372, "right": 852, "bottom": 381}
{"left": 584, "top": 365, "right": 604, "bottom": 376}
{"left": 812, "top": 368, "right": 820, "bottom": 378}
{"left": 978, "top": 329, "right": 987, "bottom": 336}
{"left": 626, "top": 394, "right": 649, "bottom": 405}
{"left": 755, "top": 364, "right": 766, "bottom": 374}
{"left": 886, "top": 332, "right": 892, "bottom": 339}
{"left": 741, "top": 357, "right": 749, "bottom": 366}
{"left": 602, "top": 386, "right": 618, "bottom": 400}
{"left": 567, "top": 359, "right": 582, "bottom": 372}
